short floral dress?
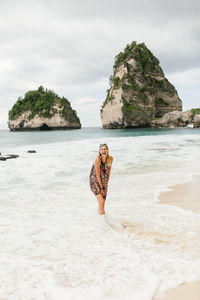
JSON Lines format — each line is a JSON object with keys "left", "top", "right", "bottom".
{"left": 89, "top": 160, "right": 109, "bottom": 199}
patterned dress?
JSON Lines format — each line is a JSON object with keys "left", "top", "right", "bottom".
{"left": 89, "top": 160, "right": 109, "bottom": 199}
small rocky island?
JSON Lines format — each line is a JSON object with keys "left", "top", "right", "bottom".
{"left": 8, "top": 86, "right": 81, "bottom": 131}
{"left": 101, "top": 42, "right": 183, "bottom": 128}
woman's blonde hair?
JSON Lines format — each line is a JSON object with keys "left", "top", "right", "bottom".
{"left": 95, "top": 144, "right": 112, "bottom": 167}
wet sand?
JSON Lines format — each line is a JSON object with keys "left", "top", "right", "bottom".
{"left": 159, "top": 178, "right": 200, "bottom": 213}
{"left": 154, "top": 178, "right": 200, "bottom": 300}
{"left": 154, "top": 280, "right": 200, "bottom": 300}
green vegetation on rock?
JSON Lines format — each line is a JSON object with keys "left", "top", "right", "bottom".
{"left": 9, "top": 86, "right": 80, "bottom": 123}
{"left": 102, "top": 88, "right": 115, "bottom": 109}
{"left": 191, "top": 108, "right": 200, "bottom": 115}
{"left": 114, "top": 42, "right": 137, "bottom": 70}
{"left": 132, "top": 43, "right": 160, "bottom": 74}
{"left": 155, "top": 97, "right": 169, "bottom": 106}
{"left": 114, "top": 41, "right": 161, "bottom": 75}
{"left": 113, "top": 77, "right": 121, "bottom": 89}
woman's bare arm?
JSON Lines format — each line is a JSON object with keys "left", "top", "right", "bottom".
{"left": 107, "top": 156, "right": 113, "bottom": 182}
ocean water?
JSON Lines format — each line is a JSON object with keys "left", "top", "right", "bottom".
{"left": 0, "top": 127, "right": 200, "bottom": 300}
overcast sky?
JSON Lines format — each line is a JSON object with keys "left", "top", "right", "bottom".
{"left": 0, "top": 0, "right": 199, "bottom": 128}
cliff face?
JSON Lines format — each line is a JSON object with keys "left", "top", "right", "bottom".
{"left": 101, "top": 42, "right": 182, "bottom": 128}
{"left": 8, "top": 86, "right": 81, "bottom": 131}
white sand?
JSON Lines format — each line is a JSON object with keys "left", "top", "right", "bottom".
{"left": 154, "top": 179, "right": 200, "bottom": 300}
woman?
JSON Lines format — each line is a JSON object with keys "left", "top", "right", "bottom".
{"left": 89, "top": 144, "right": 113, "bottom": 215}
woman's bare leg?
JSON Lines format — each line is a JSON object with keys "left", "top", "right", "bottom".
{"left": 96, "top": 194, "right": 105, "bottom": 215}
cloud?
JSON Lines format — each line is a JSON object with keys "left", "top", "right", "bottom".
{"left": 0, "top": 108, "right": 9, "bottom": 129}
{"left": 72, "top": 97, "right": 102, "bottom": 126}
{"left": 168, "top": 68, "right": 200, "bottom": 111}
{"left": 0, "top": 0, "right": 199, "bottom": 128}
{"left": 73, "top": 97, "right": 98, "bottom": 106}
{"left": 168, "top": 68, "right": 200, "bottom": 85}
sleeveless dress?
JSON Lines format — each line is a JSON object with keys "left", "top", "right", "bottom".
{"left": 89, "top": 160, "right": 109, "bottom": 199}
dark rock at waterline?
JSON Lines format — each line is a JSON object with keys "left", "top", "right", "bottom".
{"left": 27, "top": 150, "right": 36, "bottom": 153}
{"left": 0, "top": 157, "right": 7, "bottom": 161}
{"left": 0, "top": 154, "right": 19, "bottom": 161}
{"left": 10, "top": 154, "right": 19, "bottom": 158}
{"left": 6, "top": 154, "right": 19, "bottom": 159}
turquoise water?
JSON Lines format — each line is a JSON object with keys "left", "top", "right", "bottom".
{"left": 1, "top": 127, "right": 200, "bottom": 149}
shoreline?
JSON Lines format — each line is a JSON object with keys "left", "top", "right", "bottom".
{"left": 154, "top": 178, "right": 200, "bottom": 300}
{"left": 158, "top": 177, "right": 200, "bottom": 214}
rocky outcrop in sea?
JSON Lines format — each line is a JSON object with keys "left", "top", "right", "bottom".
{"left": 8, "top": 86, "right": 81, "bottom": 131}
{"left": 151, "top": 109, "right": 200, "bottom": 128}
{"left": 101, "top": 42, "right": 182, "bottom": 128}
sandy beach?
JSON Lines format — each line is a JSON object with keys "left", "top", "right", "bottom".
{"left": 159, "top": 178, "right": 200, "bottom": 214}
{"left": 154, "top": 178, "right": 200, "bottom": 300}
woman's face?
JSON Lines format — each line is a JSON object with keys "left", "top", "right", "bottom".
{"left": 100, "top": 145, "right": 108, "bottom": 156}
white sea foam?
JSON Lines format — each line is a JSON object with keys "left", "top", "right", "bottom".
{"left": 0, "top": 133, "right": 200, "bottom": 299}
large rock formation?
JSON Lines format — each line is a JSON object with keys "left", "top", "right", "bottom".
{"left": 101, "top": 42, "right": 182, "bottom": 128}
{"left": 151, "top": 109, "right": 200, "bottom": 128}
{"left": 8, "top": 86, "right": 81, "bottom": 131}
